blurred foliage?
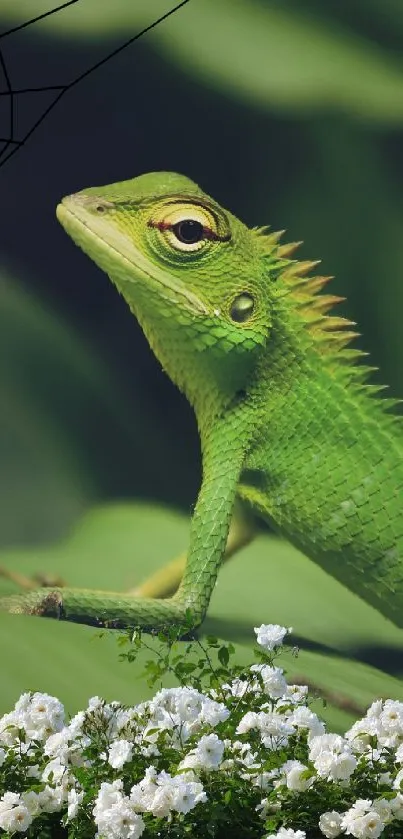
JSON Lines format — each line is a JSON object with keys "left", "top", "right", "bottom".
{"left": 0, "top": 0, "right": 403, "bottom": 726}
{"left": 1, "top": 503, "right": 403, "bottom": 732}
{"left": 3, "top": 0, "right": 403, "bottom": 122}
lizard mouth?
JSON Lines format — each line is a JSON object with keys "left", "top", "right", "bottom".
{"left": 56, "top": 196, "right": 208, "bottom": 317}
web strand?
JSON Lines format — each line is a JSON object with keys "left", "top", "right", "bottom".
{"left": 0, "top": 0, "right": 191, "bottom": 169}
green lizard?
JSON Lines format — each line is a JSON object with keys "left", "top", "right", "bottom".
{"left": 2, "top": 171, "right": 402, "bottom": 632}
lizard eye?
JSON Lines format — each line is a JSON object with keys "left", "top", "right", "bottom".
{"left": 172, "top": 219, "right": 204, "bottom": 245}
{"left": 148, "top": 201, "right": 230, "bottom": 254}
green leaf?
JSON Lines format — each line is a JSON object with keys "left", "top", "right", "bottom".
{"left": 2, "top": 1, "right": 403, "bottom": 123}
{"left": 0, "top": 274, "right": 93, "bottom": 546}
{"left": 0, "top": 271, "right": 160, "bottom": 547}
{"left": 1, "top": 502, "right": 403, "bottom": 732}
{"left": 218, "top": 646, "right": 230, "bottom": 668}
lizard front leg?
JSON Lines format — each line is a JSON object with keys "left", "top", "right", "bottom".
{"left": 0, "top": 415, "right": 248, "bottom": 633}
{"left": 130, "top": 501, "right": 256, "bottom": 599}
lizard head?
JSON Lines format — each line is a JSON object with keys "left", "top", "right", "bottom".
{"left": 56, "top": 172, "right": 281, "bottom": 414}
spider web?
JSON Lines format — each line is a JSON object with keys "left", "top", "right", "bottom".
{"left": 0, "top": 0, "right": 190, "bottom": 169}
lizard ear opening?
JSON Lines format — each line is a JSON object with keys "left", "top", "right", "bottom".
{"left": 230, "top": 293, "right": 255, "bottom": 323}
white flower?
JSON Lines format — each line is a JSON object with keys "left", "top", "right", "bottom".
{"left": 346, "top": 800, "right": 373, "bottom": 815}
{"left": 42, "top": 756, "right": 66, "bottom": 781}
{"left": 130, "top": 769, "right": 206, "bottom": 818}
{"left": 287, "top": 706, "right": 325, "bottom": 738}
{"left": 0, "top": 792, "right": 37, "bottom": 832}
{"left": 319, "top": 810, "right": 342, "bottom": 837}
{"left": 13, "top": 692, "right": 65, "bottom": 741}
{"left": 239, "top": 750, "right": 261, "bottom": 772}
{"left": 221, "top": 740, "right": 260, "bottom": 776}
{"left": 253, "top": 770, "right": 279, "bottom": 790}
{"left": 200, "top": 696, "right": 230, "bottom": 727}
{"left": 146, "top": 784, "right": 175, "bottom": 818}
{"left": 67, "top": 788, "right": 84, "bottom": 820}
{"left": 236, "top": 710, "right": 295, "bottom": 749}
{"left": 0, "top": 800, "right": 32, "bottom": 833}
{"left": 0, "top": 792, "right": 20, "bottom": 814}
{"left": 0, "top": 748, "right": 5, "bottom": 766}
{"left": 280, "top": 760, "right": 313, "bottom": 792}
{"left": 367, "top": 701, "right": 384, "bottom": 719}
{"left": 254, "top": 623, "right": 292, "bottom": 651}
{"left": 8, "top": 633, "right": 403, "bottom": 839}
{"left": 21, "top": 791, "right": 40, "bottom": 817}
{"left": 0, "top": 713, "right": 20, "bottom": 747}
{"left": 38, "top": 785, "right": 66, "bottom": 813}
{"left": 39, "top": 761, "right": 67, "bottom": 813}
{"left": 313, "top": 748, "right": 356, "bottom": 782}
{"left": 379, "top": 700, "right": 403, "bottom": 737}
{"left": 347, "top": 699, "right": 403, "bottom": 751}
{"left": 68, "top": 710, "right": 86, "bottom": 737}
{"left": 342, "top": 812, "right": 383, "bottom": 838}
{"left": 236, "top": 711, "right": 260, "bottom": 734}
{"left": 151, "top": 687, "right": 228, "bottom": 726}
{"left": 142, "top": 686, "right": 229, "bottom": 745}
{"left": 221, "top": 677, "right": 251, "bottom": 698}
{"left": 250, "top": 664, "right": 288, "bottom": 699}
{"left": 346, "top": 717, "right": 379, "bottom": 753}
{"left": 44, "top": 730, "right": 71, "bottom": 762}
{"left": 94, "top": 779, "right": 124, "bottom": 810}
{"left": 108, "top": 739, "right": 133, "bottom": 769}
{"left": 130, "top": 766, "right": 157, "bottom": 812}
{"left": 394, "top": 767, "right": 403, "bottom": 790}
{"left": 168, "top": 773, "right": 207, "bottom": 814}
{"left": 372, "top": 797, "right": 393, "bottom": 822}
{"left": 309, "top": 733, "right": 357, "bottom": 782}
{"left": 143, "top": 787, "right": 172, "bottom": 818}
{"left": 27, "top": 764, "right": 41, "bottom": 779}
{"left": 88, "top": 696, "right": 104, "bottom": 712}
{"left": 256, "top": 796, "right": 269, "bottom": 817}
{"left": 341, "top": 800, "right": 383, "bottom": 839}
{"left": 260, "top": 712, "right": 295, "bottom": 749}
{"left": 309, "top": 733, "right": 345, "bottom": 758}
{"left": 96, "top": 800, "right": 144, "bottom": 838}
{"left": 389, "top": 793, "right": 403, "bottom": 819}
{"left": 182, "top": 734, "right": 224, "bottom": 771}
{"left": 93, "top": 781, "right": 145, "bottom": 839}
{"left": 283, "top": 684, "right": 309, "bottom": 705}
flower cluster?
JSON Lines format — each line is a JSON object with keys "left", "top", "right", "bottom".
{"left": 0, "top": 623, "right": 403, "bottom": 838}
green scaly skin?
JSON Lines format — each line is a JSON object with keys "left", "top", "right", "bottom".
{"left": 2, "top": 172, "right": 402, "bottom": 630}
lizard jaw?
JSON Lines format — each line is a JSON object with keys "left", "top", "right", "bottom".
{"left": 56, "top": 196, "right": 209, "bottom": 318}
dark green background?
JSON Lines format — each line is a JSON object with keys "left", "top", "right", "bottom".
{"left": 0, "top": 0, "right": 403, "bottom": 727}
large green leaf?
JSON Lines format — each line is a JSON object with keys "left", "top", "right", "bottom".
{"left": 0, "top": 273, "right": 93, "bottom": 545}
{"left": 1, "top": 503, "right": 403, "bottom": 733}
{"left": 0, "top": 271, "right": 163, "bottom": 546}
{"left": 2, "top": 1, "right": 403, "bottom": 123}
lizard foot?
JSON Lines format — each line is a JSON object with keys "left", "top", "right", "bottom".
{"left": 0, "top": 588, "right": 64, "bottom": 617}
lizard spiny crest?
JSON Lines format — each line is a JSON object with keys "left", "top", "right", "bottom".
{"left": 256, "top": 228, "right": 401, "bottom": 420}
